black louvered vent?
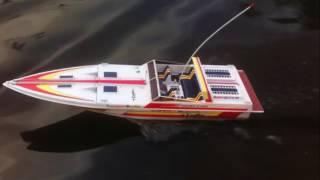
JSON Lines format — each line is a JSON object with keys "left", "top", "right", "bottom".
{"left": 211, "top": 85, "right": 238, "bottom": 95}
{"left": 205, "top": 69, "right": 231, "bottom": 78}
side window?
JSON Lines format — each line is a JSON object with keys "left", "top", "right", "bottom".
{"left": 59, "top": 75, "right": 73, "bottom": 79}
{"left": 104, "top": 72, "right": 117, "bottom": 78}
{"left": 58, "top": 84, "right": 72, "bottom": 88}
{"left": 103, "top": 86, "right": 117, "bottom": 92}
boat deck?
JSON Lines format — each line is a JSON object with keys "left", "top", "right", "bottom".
{"left": 4, "top": 57, "right": 263, "bottom": 113}
{"left": 5, "top": 63, "right": 152, "bottom": 107}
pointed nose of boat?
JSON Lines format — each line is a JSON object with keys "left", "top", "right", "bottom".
{"left": 2, "top": 79, "right": 22, "bottom": 93}
{"left": 2, "top": 81, "right": 8, "bottom": 88}
{"left": 2, "top": 80, "right": 15, "bottom": 89}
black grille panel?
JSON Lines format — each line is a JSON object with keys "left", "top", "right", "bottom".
{"left": 205, "top": 69, "right": 231, "bottom": 78}
{"left": 211, "top": 85, "right": 238, "bottom": 95}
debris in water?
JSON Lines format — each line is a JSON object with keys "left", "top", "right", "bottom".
{"left": 32, "top": 32, "right": 46, "bottom": 40}
{"left": 265, "top": 135, "right": 282, "bottom": 144}
{"left": 233, "top": 127, "right": 251, "bottom": 140}
{"left": 11, "top": 41, "right": 25, "bottom": 51}
{"left": 136, "top": 122, "right": 205, "bottom": 142}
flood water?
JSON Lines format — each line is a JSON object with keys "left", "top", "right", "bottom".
{"left": 0, "top": 0, "right": 318, "bottom": 180}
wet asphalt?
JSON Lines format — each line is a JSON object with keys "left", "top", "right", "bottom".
{"left": 0, "top": 0, "right": 318, "bottom": 180}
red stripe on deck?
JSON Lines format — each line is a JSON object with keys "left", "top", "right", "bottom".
{"left": 124, "top": 112, "right": 241, "bottom": 119}
{"left": 17, "top": 79, "right": 146, "bottom": 85}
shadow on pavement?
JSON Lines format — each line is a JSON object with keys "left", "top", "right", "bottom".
{"left": 20, "top": 111, "right": 141, "bottom": 152}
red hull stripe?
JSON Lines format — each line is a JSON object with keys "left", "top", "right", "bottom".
{"left": 17, "top": 79, "right": 146, "bottom": 85}
{"left": 144, "top": 103, "right": 247, "bottom": 111}
{"left": 124, "top": 113, "right": 185, "bottom": 118}
{"left": 124, "top": 112, "right": 241, "bottom": 119}
{"left": 238, "top": 70, "right": 264, "bottom": 112}
{"left": 218, "top": 112, "right": 242, "bottom": 118}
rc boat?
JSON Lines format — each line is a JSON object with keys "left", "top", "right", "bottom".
{"left": 2, "top": 3, "right": 263, "bottom": 121}
{"left": 3, "top": 57, "right": 263, "bottom": 120}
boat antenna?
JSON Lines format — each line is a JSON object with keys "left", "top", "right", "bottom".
{"left": 179, "top": 3, "right": 255, "bottom": 77}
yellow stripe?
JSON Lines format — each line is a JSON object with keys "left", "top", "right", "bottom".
{"left": 158, "top": 69, "right": 171, "bottom": 79}
{"left": 194, "top": 92, "right": 203, "bottom": 101}
{"left": 184, "top": 92, "right": 203, "bottom": 101}
{"left": 186, "top": 97, "right": 196, "bottom": 101}
{"left": 180, "top": 70, "right": 195, "bottom": 79}
{"left": 37, "top": 84, "right": 78, "bottom": 99}
{"left": 199, "top": 111, "right": 221, "bottom": 116}
{"left": 39, "top": 71, "right": 63, "bottom": 80}
{"left": 192, "top": 57, "right": 209, "bottom": 100}
{"left": 39, "top": 68, "right": 75, "bottom": 80}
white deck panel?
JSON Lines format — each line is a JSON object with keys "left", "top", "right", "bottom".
{"left": 202, "top": 65, "right": 252, "bottom": 106}
{"left": 98, "top": 64, "right": 145, "bottom": 80}
{"left": 97, "top": 83, "right": 151, "bottom": 106}
{"left": 96, "top": 63, "right": 151, "bottom": 106}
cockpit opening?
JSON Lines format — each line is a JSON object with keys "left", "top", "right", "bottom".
{"left": 147, "top": 57, "right": 211, "bottom": 102}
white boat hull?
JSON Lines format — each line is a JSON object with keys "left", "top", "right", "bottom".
{"left": 3, "top": 57, "right": 263, "bottom": 121}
